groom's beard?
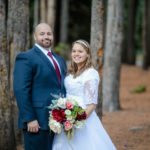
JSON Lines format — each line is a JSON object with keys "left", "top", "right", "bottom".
{"left": 41, "top": 39, "right": 53, "bottom": 49}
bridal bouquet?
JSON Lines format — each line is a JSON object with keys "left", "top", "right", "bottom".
{"left": 48, "top": 97, "right": 87, "bottom": 140}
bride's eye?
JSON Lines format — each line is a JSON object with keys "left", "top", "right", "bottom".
{"left": 79, "top": 50, "right": 83, "bottom": 53}
{"left": 72, "top": 49, "right": 76, "bottom": 53}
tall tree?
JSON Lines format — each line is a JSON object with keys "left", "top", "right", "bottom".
{"left": 103, "top": 0, "right": 124, "bottom": 112}
{"left": 90, "top": 0, "right": 104, "bottom": 117}
{"left": 47, "top": 0, "right": 56, "bottom": 29}
{"left": 40, "top": 0, "right": 47, "bottom": 22}
{"left": 0, "top": 0, "right": 16, "bottom": 149}
{"left": 142, "top": 0, "right": 150, "bottom": 70}
{"left": 34, "top": 0, "right": 39, "bottom": 27}
{"left": 7, "top": 0, "right": 30, "bottom": 145}
{"left": 60, "top": 0, "right": 69, "bottom": 43}
{"left": 126, "top": 0, "right": 139, "bottom": 64}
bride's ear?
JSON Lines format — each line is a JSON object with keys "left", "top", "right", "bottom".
{"left": 87, "top": 54, "right": 90, "bottom": 59}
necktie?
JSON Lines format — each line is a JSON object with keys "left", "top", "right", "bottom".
{"left": 47, "top": 52, "right": 61, "bottom": 84}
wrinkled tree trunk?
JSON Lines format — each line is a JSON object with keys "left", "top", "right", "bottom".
{"left": 0, "top": 0, "right": 16, "bottom": 149}
{"left": 7, "top": 0, "right": 30, "bottom": 145}
{"left": 60, "top": 0, "right": 69, "bottom": 43}
{"left": 90, "top": 0, "right": 104, "bottom": 118}
{"left": 47, "top": 0, "right": 56, "bottom": 29}
{"left": 40, "top": 0, "right": 47, "bottom": 22}
{"left": 34, "top": 0, "right": 39, "bottom": 27}
{"left": 126, "top": 0, "right": 138, "bottom": 64}
{"left": 142, "top": 0, "right": 150, "bottom": 70}
{"left": 103, "top": 0, "right": 124, "bottom": 112}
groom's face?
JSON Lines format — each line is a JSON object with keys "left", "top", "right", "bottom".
{"left": 34, "top": 24, "right": 54, "bottom": 49}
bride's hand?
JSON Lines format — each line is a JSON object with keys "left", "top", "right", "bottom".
{"left": 86, "top": 104, "right": 96, "bottom": 118}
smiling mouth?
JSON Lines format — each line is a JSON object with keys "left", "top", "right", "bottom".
{"left": 74, "top": 57, "right": 81, "bottom": 59}
{"left": 44, "top": 40, "right": 51, "bottom": 44}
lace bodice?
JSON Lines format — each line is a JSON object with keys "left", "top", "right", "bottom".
{"left": 64, "top": 68, "right": 100, "bottom": 108}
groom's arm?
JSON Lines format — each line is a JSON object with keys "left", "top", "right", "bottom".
{"left": 13, "top": 52, "right": 37, "bottom": 124}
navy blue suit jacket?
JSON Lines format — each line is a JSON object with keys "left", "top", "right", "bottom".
{"left": 13, "top": 46, "right": 67, "bottom": 130}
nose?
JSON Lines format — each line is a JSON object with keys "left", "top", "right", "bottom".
{"left": 44, "top": 34, "right": 50, "bottom": 39}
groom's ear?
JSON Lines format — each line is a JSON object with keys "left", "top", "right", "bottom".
{"left": 33, "top": 34, "right": 36, "bottom": 42}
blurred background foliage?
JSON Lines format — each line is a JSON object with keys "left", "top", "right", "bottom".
{"left": 0, "top": 0, "right": 150, "bottom": 149}
{"left": 28, "top": 0, "right": 144, "bottom": 66}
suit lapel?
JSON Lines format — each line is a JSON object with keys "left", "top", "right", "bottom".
{"left": 34, "top": 46, "right": 60, "bottom": 85}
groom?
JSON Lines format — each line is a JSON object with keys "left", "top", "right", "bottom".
{"left": 13, "top": 23, "right": 67, "bottom": 150}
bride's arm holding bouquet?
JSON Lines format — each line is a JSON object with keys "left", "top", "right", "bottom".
{"left": 86, "top": 104, "right": 97, "bottom": 118}
{"left": 83, "top": 69, "right": 100, "bottom": 119}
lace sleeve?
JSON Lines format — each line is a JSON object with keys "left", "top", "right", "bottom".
{"left": 83, "top": 78, "right": 99, "bottom": 105}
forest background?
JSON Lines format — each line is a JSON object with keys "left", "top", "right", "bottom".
{"left": 0, "top": 0, "right": 150, "bottom": 149}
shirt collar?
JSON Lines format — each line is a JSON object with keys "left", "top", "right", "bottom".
{"left": 35, "top": 43, "right": 52, "bottom": 55}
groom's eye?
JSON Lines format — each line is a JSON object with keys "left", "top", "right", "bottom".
{"left": 47, "top": 32, "right": 52, "bottom": 35}
{"left": 40, "top": 32, "right": 45, "bottom": 35}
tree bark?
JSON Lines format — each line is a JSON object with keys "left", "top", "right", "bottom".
{"left": 7, "top": 0, "right": 30, "bottom": 145}
{"left": 103, "top": 0, "right": 124, "bottom": 112}
{"left": 47, "top": 0, "right": 56, "bottom": 29}
{"left": 40, "top": 0, "right": 47, "bottom": 22}
{"left": 142, "top": 0, "right": 150, "bottom": 70}
{"left": 34, "top": 0, "right": 39, "bottom": 27}
{"left": 90, "top": 0, "right": 104, "bottom": 118}
{"left": 126, "top": 0, "right": 138, "bottom": 64}
{"left": 60, "top": 0, "right": 69, "bottom": 43}
{"left": 0, "top": 0, "right": 16, "bottom": 149}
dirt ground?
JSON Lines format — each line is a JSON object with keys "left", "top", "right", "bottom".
{"left": 17, "top": 64, "right": 150, "bottom": 150}
{"left": 102, "top": 64, "right": 150, "bottom": 150}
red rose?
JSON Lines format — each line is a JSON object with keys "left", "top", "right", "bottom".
{"left": 52, "top": 108, "right": 66, "bottom": 123}
{"left": 76, "top": 111, "right": 87, "bottom": 121}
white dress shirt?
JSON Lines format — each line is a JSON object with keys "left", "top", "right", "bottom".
{"left": 35, "top": 43, "right": 61, "bottom": 72}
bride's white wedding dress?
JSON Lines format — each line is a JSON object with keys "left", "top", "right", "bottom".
{"left": 52, "top": 68, "right": 116, "bottom": 150}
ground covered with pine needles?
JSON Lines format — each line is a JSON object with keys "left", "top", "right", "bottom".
{"left": 103, "top": 64, "right": 150, "bottom": 150}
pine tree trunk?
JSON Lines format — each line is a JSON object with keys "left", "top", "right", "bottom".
{"left": 60, "top": 0, "right": 69, "bottom": 43}
{"left": 127, "top": 0, "right": 138, "bottom": 64}
{"left": 34, "top": 0, "right": 39, "bottom": 27}
{"left": 47, "top": 0, "right": 56, "bottom": 29}
{"left": 103, "top": 0, "right": 124, "bottom": 112}
{"left": 121, "top": 0, "right": 128, "bottom": 63}
{"left": 142, "top": 0, "right": 150, "bottom": 70}
{"left": 90, "top": 0, "right": 104, "bottom": 118}
{"left": 7, "top": 0, "right": 30, "bottom": 145}
{"left": 0, "top": 0, "right": 16, "bottom": 149}
{"left": 40, "top": 0, "right": 47, "bottom": 22}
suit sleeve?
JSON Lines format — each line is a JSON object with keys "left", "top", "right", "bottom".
{"left": 13, "top": 53, "right": 36, "bottom": 123}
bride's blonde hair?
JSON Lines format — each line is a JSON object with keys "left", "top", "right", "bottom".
{"left": 68, "top": 39, "right": 93, "bottom": 78}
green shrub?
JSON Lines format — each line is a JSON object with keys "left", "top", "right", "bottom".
{"left": 131, "top": 85, "right": 146, "bottom": 93}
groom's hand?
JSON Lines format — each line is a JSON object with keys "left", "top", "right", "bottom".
{"left": 27, "top": 120, "right": 40, "bottom": 133}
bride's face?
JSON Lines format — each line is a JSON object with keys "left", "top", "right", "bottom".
{"left": 71, "top": 43, "right": 88, "bottom": 67}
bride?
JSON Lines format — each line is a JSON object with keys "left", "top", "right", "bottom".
{"left": 52, "top": 39, "right": 116, "bottom": 150}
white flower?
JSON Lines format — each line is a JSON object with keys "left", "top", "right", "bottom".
{"left": 75, "top": 121, "right": 85, "bottom": 129}
{"left": 66, "top": 98, "right": 75, "bottom": 105}
{"left": 65, "top": 109, "right": 72, "bottom": 115}
{"left": 49, "top": 118, "right": 61, "bottom": 134}
{"left": 66, "top": 115, "right": 73, "bottom": 121}
{"left": 66, "top": 97, "right": 81, "bottom": 107}
{"left": 57, "top": 98, "right": 66, "bottom": 107}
